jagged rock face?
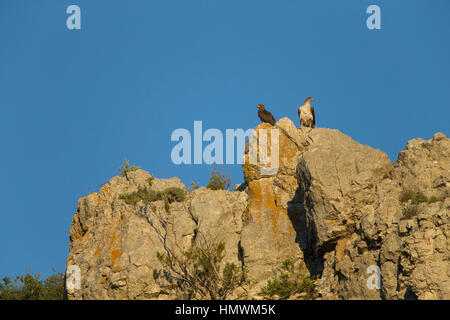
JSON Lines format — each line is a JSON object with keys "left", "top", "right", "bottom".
{"left": 66, "top": 170, "right": 247, "bottom": 299}
{"left": 66, "top": 118, "right": 449, "bottom": 300}
{"left": 240, "top": 119, "right": 307, "bottom": 296}
{"left": 389, "top": 133, "right": 449, "bottom": 300}
{"left": 296, "top": 128, "right": 393, "bottom": 249}
{"left": 295, "top": 131, "right": 449, "bottom": 299}
{"left": 394, "top": 132, "right": 450, "bottom": 193}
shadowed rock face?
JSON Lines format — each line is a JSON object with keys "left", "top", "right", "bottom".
{"left": 66, "top": 118, "right": 449, "bottom": 300}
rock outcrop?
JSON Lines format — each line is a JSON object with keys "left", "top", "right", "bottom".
{"left": 66, "top": 118, "right": 449, "bottom": 300}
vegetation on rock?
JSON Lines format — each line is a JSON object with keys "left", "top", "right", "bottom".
{"left": 65, "top": 128, "right": 449, "bottom": 300}
{"left": 261, "top": 259, "right": 317, "bottom": 300}
{"left": 401, "top": 205, "right": 419, "bottom": 220}
{"left": 163, "top": 186, "right": 186, "bottom": 203}
{"left": 156, "top": 236, "right": 246, "bottom": 300}
{"left": 118, "top": 158, "right": 140, "bottom": 179}
{"left": 399, "top": 188, "right": 441, "bottom": 204}
{"left": 399, "top": 187, "right": 443, "bottom": 220}
{"left": 119, "top": 182, "right": 186, "bottom": 213}
{"left": 206, "top": 169, "right": 231, "bottom": 191}
{"left": 0, "top": 270, "right": 65, "bottom": 300}
{"left": 188, "top": 181, "right": 199, "bottom": 192}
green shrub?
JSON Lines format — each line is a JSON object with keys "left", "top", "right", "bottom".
{"left": 119, "top": 186, "right": 152, "bottom": 205}
{"left": 120, "top": 192, "right": 141, "bottom": 205}
{"left": 206, "top": 169, "right": 231, "bottom": 191}
{"left": 411, "top": 191, "right": 428, "bottom": 204}
{"left": 119, "top": 186, "right": 185, "bottom": 212}
{"left": 261, "top": 259, "right": 317, "bottom": 300}
{"left": 163, "top": 187, "right": 186, "bottom": 203}
{"left": 427, "top": 195, "right": 440, "bottom": 203}
{"left": 0, "top": 270, "right": 65, "bottom": 300}
{"left": 399, "top": 189, "right": 415, "bottom": 203}
{"left": 156, "top": 236, "right": 246, "bottom": 300}
{"left": 118, "top": 158, "right": 140, "bottom": 179}
{"left": 40, "top": 272, "right": 65, "bottom": 300}
{"left": 399, "top": 189, "right": 435, "bottom": 205}
{"left": 147, "top": 175, "right": 155, "bottom": 187}
{"left": 156, "top": 187, "right": 185, "bottom": 212}
{"left": 402, "top": 205, "right": 419, "bottom": 220}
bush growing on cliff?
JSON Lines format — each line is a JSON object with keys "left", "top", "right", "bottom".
{"left": 399, "top": 188, "right": 439, "bottom": 204}
{"left": 427, "top": 195, "right": 440, "bottom": 203}
{"left": 163, "top": 187, "right": 186, "bottom": 203}
{"left": 261, "top": 259, "right": 317, "bottom": 300}
{"left": 206, "top": 169, "right": 231, "bottom": 191}
{"left": 399, "top": 189, "right": 415, "bottom": 203}
{"left": 145, "top": 202, "right": 245, "bottom": 299}
{"left": 119, "top": 186, "right": 185, "bottom": 212}
{"left": 147, "top": 174, "right": 155, "bottom": 187}
{"left": 398, "top": 187, "right": 442, "bottom": 220}
{"left": 156, "top": 187, "right": 186, "bottom": 212}
{"left": 0, "top": 269, "right": 65, "bottom": 300}
{"left": 411, "top": 191, "right": 428, "bottom": 204}
{"left": 401, "top": 205, "right": 419, "bottom": 220}
{"left": 118, "top": 158, "right": 140, "bottom": 179}
{"left": 119, "top": 186, "right": 151, "bottom": 205}
{"left": 188, "top": 181, "right": 199, "bottom": 192}
{"left": 156, "top": 235, "right": 246, "bottom": 300}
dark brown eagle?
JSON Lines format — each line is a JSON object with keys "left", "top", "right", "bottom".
{"left": 257, "top": 104, "right": 276, "bottom": 126}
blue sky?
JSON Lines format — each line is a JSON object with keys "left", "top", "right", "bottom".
{"left": 0, "top": 0, "right": 449, "bottom": 278}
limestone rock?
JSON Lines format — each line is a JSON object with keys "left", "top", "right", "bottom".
{"left": 66, "top": 171, "right": 247, "bottom": 300}
{"left": 66, "top": 120, "right": 449, "bottom": 300}
{"left": 297, "top": 132, "right": 449, "bottom": 299}
{"left": 240, "top": 118, "right": 308, "bottom": 296}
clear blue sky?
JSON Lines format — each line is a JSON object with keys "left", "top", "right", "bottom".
{"left": 0, "top": 0, "right": 449, "bottom": 278}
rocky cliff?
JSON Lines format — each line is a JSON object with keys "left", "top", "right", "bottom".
{"left": 66, "top": 118, "right": 449, "bottom": 300}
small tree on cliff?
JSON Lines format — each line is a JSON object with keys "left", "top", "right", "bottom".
{"left": 118, "top": 158, "right": 140, "bottom": 180}
{"left": 142, "top": 208, "right": 246, "bottom": 299}
{"left": 261, "top": 259, "right": 317, "bottom": 300}
{"left": 0, "top": 269, "right": 65, "bottom": 300}
{"left": 156, "top": 235, "right": 246, "bottom": 300}
{"left": 206, "top": 169, "right": 231, "bottom": 191}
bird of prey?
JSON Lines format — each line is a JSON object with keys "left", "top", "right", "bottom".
{"left": 257, "top": 104, "right": 276, "bottom": 126}
{"left": 298, "top": 97, "right": 316, "bottom": 128}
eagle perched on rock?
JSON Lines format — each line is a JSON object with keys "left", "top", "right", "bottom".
{"left": 298, "top": 97, "right": 315, "bottom": 128}
{"left": 257, "top": 104, "right": 276, "bottom": 126}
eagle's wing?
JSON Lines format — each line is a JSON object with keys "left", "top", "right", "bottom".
{"left": 311, "top": 106, "right": 316, "bottom": 126}
{"left": 269, "top": 112, "right": 276, "bottom": 124}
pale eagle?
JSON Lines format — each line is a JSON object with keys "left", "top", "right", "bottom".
{"left": 298, "top": 97, "right": 316, "bottom": 128}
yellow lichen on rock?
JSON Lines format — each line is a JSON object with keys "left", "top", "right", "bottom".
{"left": 243, "top": 120, "right": 301, "bottom": 182}
{"left": 111, "top": 249, "right": 121, "bottom": 266}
